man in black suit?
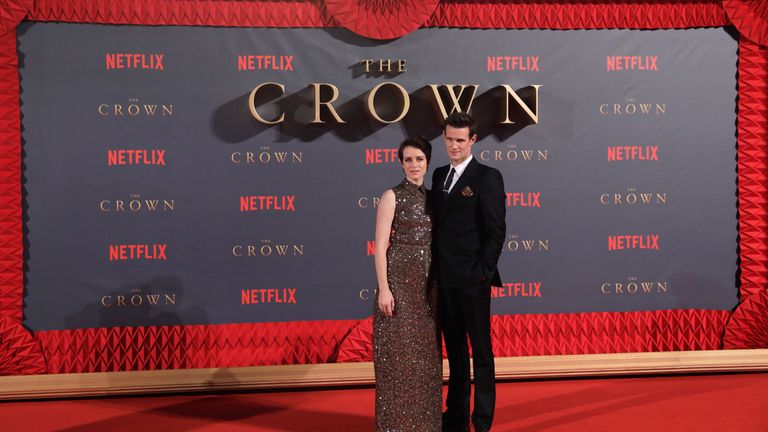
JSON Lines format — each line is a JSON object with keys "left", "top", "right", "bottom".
{"left": 430, "top": 112, "right": 506, "bottom": 432}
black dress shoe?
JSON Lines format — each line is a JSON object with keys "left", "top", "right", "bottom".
{"left": 472, "top": 424, "right": 491, "bottom": 432}
{"left": 441, "top": 424, "right": 469, "bottom": 432}
{"left": 442, "top": 412, "right": 470, "bottom": 432}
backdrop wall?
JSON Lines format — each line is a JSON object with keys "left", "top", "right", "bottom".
{"left": 0, "top": 0, "right": 766, "bottom": 375}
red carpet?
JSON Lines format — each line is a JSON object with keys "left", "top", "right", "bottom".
{"left": 1, "top": 373, "right": 766, "bottom": 431}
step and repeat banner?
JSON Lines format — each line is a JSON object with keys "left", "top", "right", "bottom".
{"left": 19, "top": 24, "right": 738, "bottom": 331}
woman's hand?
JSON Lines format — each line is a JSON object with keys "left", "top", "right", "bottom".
{"left": 378, "top": 288, "right": 395, "bottom": 317}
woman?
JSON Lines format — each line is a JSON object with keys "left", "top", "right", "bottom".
{"left": 373, "top": 137, "right": 442, "bottom": 431}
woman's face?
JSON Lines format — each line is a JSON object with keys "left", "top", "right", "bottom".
{"left": 401, "top": 146, "right": 428, "bottom": 183}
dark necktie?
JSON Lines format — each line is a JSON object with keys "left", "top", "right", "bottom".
{"left": 443, "top": 167, "right": 456, "bottom": 196}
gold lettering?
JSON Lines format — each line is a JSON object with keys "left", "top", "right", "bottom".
{"left": 428, "top": 84, "right": 479, "bottom": 120}
{"left": 310, "top": 83, "right": 345, "bottom": 123}
{"left": 367, "top": 82, "right": 410, "bottom": 124}
{"left": 501, "top": 84, "right": 541, "bottom": 124}
{"left": 249, "top": 82, "right": 286, "bottom": 124}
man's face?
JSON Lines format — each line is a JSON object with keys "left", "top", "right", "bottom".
{"left": 443, "top": 125, "right": 477, "bottom": 165}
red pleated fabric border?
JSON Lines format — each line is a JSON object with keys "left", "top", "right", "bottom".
{"left": 0, "top": 29, "right": 21, "bottom": 325}
{"left": 736, "top": 39, "right": 768, "bottom": 301}
{"left": 0, "top": 1, "right": 764, "bottom": 374}
{"left": 720, "top": 37, "right": 768, "bottom": 349}
{"left": 723, "top": 291, "right": 768, "bottom": 349}
{"left": 427, "top": 0, "right": 728, "bottom": 29}
{"left": 338, "top": 310, "right": 732, "bottom": 362}
{"left": 28, "top": 0, "right": 336, "bottom": 27}
{"left": 0, "top": 0, "right": 30, "bottom": 33}
{"left": 723, "top": 0, "right": 768, "bottom": 46}
{"left": 35, "top": 320, "right": 359, "bottom": 373}
{"left": 325, "top": 0, "right": 440, "bottom": 40}
{"left": 0, "top": 316, "right": 45, "bottom": 375}
{"left": 25, "top": 0, "right": 727, "bottom": 29}
{"left": 36, "top": 310, "right": 732, "bottom": 373}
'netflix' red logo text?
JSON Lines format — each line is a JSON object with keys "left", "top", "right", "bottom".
{"left": 109, "top": 244, "right": 167, "bottom": 261}
{"left": 607, "top": 146, "right": 658, "bottom": 161}
{"left": 366, "top": 148, "right": 399, "bottom": 165}
{"left": 608, "top": 235, "right": 660, "bottom": 251}
{"left": 238, "top": 55, "right": 294, "bottom": 71}
{"left": 492, "top": 282, "right": 542, "bottom": 298}
{"left": 506, "top": 192, "right": 541, "bottom": 207}
{"left": 240, "top": 195, "right": 296, "bottom": 212}
{"left": 108, "top": 149, "right": 166, "bottom": 166}
{"left": 241, "top": 288, "right": 297, "bottom": 304}
{"left": 106, "top": 53, "right": 164, "bottom": 70}
{"left": 607, "top": 56, "right": 658, "bottom": 72}
{"left": 487, "top": 56, "right": 539, "bottom": 72}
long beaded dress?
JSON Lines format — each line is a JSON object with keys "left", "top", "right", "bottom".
{"left": 373, "top": 179, "right": 442, "bottom": 432}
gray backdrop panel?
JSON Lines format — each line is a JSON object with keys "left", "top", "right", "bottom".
{"left": 18, "top": 24, "right": 738, "bottom": 330}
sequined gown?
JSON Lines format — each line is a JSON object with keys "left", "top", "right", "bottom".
{"left": 373, "top": 179, "right": 442, "bottom": 432}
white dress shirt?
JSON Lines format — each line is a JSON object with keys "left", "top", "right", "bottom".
{"left": 444, "top": 154, "right": 474, "bottom": 193}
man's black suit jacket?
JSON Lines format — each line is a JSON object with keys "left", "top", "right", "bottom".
{"left": 430, "top": 157, "right": 506, "bottom": 295}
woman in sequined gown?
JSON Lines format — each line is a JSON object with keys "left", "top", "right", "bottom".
{"left": 373, "top": 137, "right": 442, "bottom": 432}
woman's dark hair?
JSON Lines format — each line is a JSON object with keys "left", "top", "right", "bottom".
{"left": 398, "top": 136, "right": 432, "bottom": 165}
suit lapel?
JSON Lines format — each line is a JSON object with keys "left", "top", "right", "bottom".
{"left": 434, "top": 158, "right": 480, "bottom": 225}
{"left": 433, "top": 165, "right": 449, "bottom": 224}
{"left": 446, "top": 157, "right": 479, "bottom": 205}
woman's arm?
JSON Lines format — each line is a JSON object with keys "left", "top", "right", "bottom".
{"left": 374, "top": 189, "right": 396, "bottom": 317}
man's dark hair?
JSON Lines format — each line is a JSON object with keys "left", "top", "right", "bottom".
{"left": 398, "top": 136, "right": 432, "bottom": 165}
{"left": 443, "top": 112, "right": 477, "bottom": 139}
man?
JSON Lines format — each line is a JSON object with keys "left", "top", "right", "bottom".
{"left": 430, "top": 112, "right": 506, "bottom": 432}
